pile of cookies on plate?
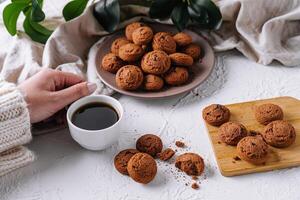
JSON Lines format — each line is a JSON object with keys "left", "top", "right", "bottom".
{"left": 203, "top": 103, "right": 296, "bottom": 165}
{"left": 101, "top": 22, "right": 202, "bottom": 91}
{"left": 114, "top": 134, "right": 205, "bottom": 186}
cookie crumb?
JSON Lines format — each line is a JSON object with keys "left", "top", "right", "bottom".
{"left": 175, "top": 141, "right": 185, "bottom": 148}
{"left": 249, "top": 130, "right": 260, "bottom": 136}
{"left": 233, "top": 156, "right": 241, "bottom": 161}
{"left": 191, "top": 183, "right": 199, "bottom": 189}
{"left": 157, "top": 148, "right": 175, "bottom": 161}
{"left": 192, "top": 176, "right": 198, "bottom": 180}
{"left": 217, "top": 141, "right": 221, "bottom": 144}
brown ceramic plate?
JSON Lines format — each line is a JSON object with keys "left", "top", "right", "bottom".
{"left": 91, "top": 23, "right": 215, "bottom": 98}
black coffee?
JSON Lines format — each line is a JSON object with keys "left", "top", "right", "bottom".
{"left": 71, "top": 102, "right": 119, "bottom": 130}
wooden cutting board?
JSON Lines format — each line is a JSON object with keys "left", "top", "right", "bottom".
{"left": 205, "top": 96, "right": 300, "bottom": 177}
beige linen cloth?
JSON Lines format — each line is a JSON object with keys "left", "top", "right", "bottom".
{"left": 1, "top": 0, "right": 300, "bottom": 93}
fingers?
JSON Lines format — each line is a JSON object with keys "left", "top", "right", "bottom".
{"left": 52, "top": 82, "right": 97, "bottom": 111}
{"left": 54, "top": 70, "right": 85, "bottom": 89}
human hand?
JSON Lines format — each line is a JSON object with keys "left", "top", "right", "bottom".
{"left": 18, "top": 69, "right": 97, "bottom": 123}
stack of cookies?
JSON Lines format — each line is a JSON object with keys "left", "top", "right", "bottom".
{"left": 202, "top": 103, "right": 296, "bottom": 165}
{"left": 101, "top": 22, "right": 202, "bottom": 91}
{"left": 114, "top": 134, "right": 205, "bottom": 186}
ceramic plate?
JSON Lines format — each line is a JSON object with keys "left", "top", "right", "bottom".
{"left": 90, "top": 23, "right": 215, "bottom": 98}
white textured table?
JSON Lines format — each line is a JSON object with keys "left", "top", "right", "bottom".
{"left": 1, "top": 52, "right": 300, "bottom": 200}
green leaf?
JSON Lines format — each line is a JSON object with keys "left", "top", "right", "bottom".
{"left": 31, "top": 0, "right": 45, "bottom": 22}
{"left": 93, "top": 0, "right": 120, "bottom": 33}
{"left": 23, "top": 15, "right": 52, "bottom": 44}
{"left": 189, "top": 0, "right": 222, "bottom": 29}
{"left": 171, "top": 2, "right": 190, "bottom": 31}
{"left": 63, "top": 0, "right": 88, "bottom": 21}
{"left": 12, "top": 0, "right": 31, "bottom": 2}
{"left": 3, "top": 2, "right": 28, "bottom": 35}
{"left": 149, "top": 0, "right": 178, "bottom": 19}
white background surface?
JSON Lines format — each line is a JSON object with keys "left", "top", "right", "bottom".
{"left": 1, "top": 51, "right": 300, "bottom": 200}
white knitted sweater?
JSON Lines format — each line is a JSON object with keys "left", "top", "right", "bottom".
{"left": 0, "top": 78, "right": 34, "bottom": 176}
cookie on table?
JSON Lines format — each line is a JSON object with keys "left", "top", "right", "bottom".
{"left": 111, "top": 37, "right": 130, "bottom": 55}
{"left": 136, "top": 134, "right": 163, "bottom": 157}
{"left": 202, "top": 104, "right": 230, "bottom": 126}
{"left": 254, "top": 103, "right": 283, "bottom": 125}
{"left": 125, "top": 22, "right": 145, "bottom": 41}
{"left": 114, "top": 149, "right": 139, "bottom": 175}
{"left": 218, "top": 122, "right": 248, "bottom": 146}
{"left": 182, "top": 43, "right": 201, "bottom": 60}
{"left": 132, "top": 26, "right": 154, "bottom": 45}
{"left": 173, "top": 32, "right": 192, "bottom": 47}
{"left": 157, "top": 148, "right": 175, "bottom": 161}
{"left": 262, "top": 120, "right": 296, "bottom": 148}
{"left": 116, "top": 65, "right": 144, "bottom": 90}
{"left": 101, "top": 53, "right": 124, "bottom": 73}
{"left": 164, "top": 67, "right": 189, "bottom": 86}
{"left": 127, "top": 153, "right": 157, "bottom": 184}
{"left": 141, "top": 50, "right": 171, "bottom": 74}
{"left": 175, "top": 153, "right": 205, "bottom": 176}
{"left": 118, "top": 43, "right": 144, "bottom": 62}
{"left": 152, "top": 32, "right": 177, "bottom": 54}
{"left": 143, "top": 74, "right": 164, "bottom": 91}
{"left": 169, "top": 53, "right": 193, "bottom": 66}
{"left": 237, "top": 136, "right": 269, "bottom": 165}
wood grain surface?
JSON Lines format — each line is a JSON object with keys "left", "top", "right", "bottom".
{"left": 205, "top": 96, "right": 300, "bottom": 177}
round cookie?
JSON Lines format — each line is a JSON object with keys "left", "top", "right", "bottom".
{"left": 262, "top": 120, "right": 296, "bottom": 148}
{"left": 125, "top": 22, "right": 144, "bottom": 41}
{"left": 116, "top": 65, "right": 144, "bottom": 90}
{"left": 136, "top": 134, "right": 163, "bottom": 157}
{"left": 141, "top": 50, "right": 171, "bottom": 75}
{"left": 237, "top": 136, "right": 269, "bottom": 165}
{"left": 132, "top": 26, "right": 154, "bottom": 45}
{"left": 218, "top": 122, "right": 248, "bottom": 146}
{"left": 202, "top": 104, "right": 230, "bottom": 126}
{"left": 143, "top": 74, "right": 164, "bottom": 91}
{"left": 114, "top": 149, "right": 139, "bottom": 175}
{"left": 118, "top": 43, "right": 144, "bottom": 62}
{"left": 111, "top": 37, "right": 130, "bottom": 55}
{"left": 255, "top": 103, "right": 284, "bottom": 125}
{"left": 127, "top": 153, "right": 157, "bottom": 184}
{"left": 152, "top": 32, "right": 177, "bottom": 54}
{"left": 175, "top": 153, "right": 205, "bottom": 176}
{"left": 164, "top": 67, "right": 189, "bottom": 86}
{"left": 101, "top": 53, "right": 124, "bottom": 73}
{"left": 173, "top": 32, "right": 192, "bottom": 46}
{"left": 182, "top": 43, "right": 201, "bottom": 60}
{"left": 169, "top": 53, "right": 193, "bottom": 66}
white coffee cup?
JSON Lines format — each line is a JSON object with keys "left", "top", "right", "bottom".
{"left": 67, "top": 95, "right": 123, "bottom": 150}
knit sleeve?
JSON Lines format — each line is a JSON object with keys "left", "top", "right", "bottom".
{"left": 0, "top": 78, "right": 32, "bottom": 152}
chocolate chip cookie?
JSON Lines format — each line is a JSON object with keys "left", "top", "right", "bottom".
{"left": 136, "top": 134, "right": 163, "bottom": 157}
{"left": 202, "top": 104, "right": 230, "bottom": 126}
{"left": 114, "top": 149, "right": 139, "bottom": 175}
{"left": 218, "top": 122, "right": 248, "bottom": 146}
{"left": 262, "top": 120, "right": 296, "bottom": 148}
{"left": 127, "top": 153, "right": 157, "bottom": 184}
{"left": 255, "top": 103, "right": 284, "bottom": 125}
{"left": 101, "top": 53, "right": 124, "bottom": 73}
{"left": 116, "top": 65, "right": 144, "bottom": 90}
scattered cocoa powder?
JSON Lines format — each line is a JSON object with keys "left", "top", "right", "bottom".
{"left": 191, "top": 182, "right": 199, "bottom": 189}
{"left": 157, "top": 148, "right": 175, "bottom": 161}
{"left": 175, "top": 141, "right": 185, "bottom": 148}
